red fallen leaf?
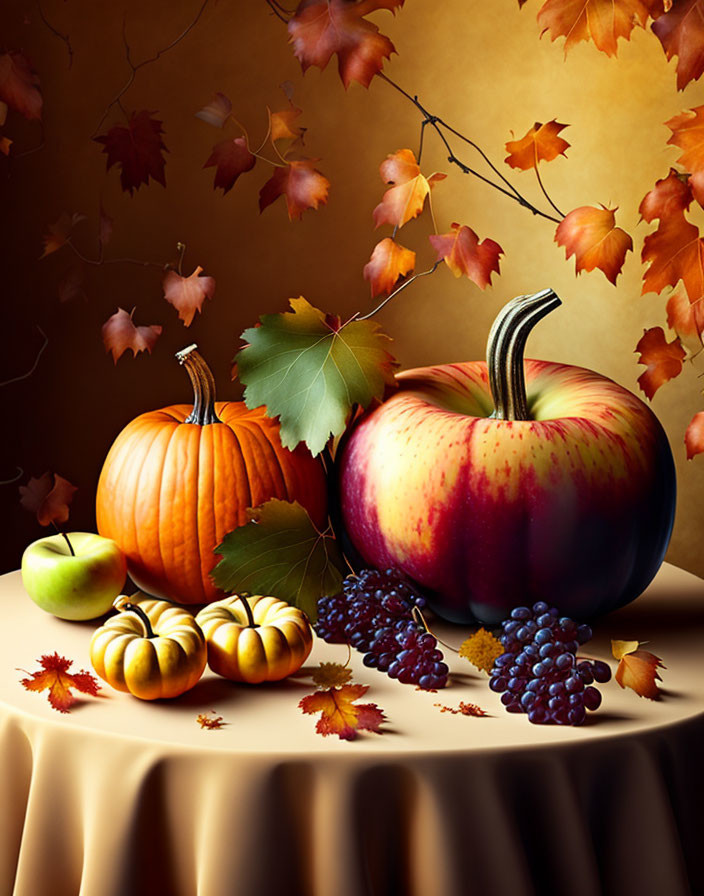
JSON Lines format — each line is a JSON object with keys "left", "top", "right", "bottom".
{"left": 666, "top": 288, "right": 704, "bottom": 341}
{"left": 58, "top": 263, "right": 87, "bottom": 303}
{"left": 195, "top": 92, "right": 232, "bottom": 128}
{"left": 612, "top": 640, "right": 664, "bottom": 699}
{"left": 19, "top": 653, "right": 100, "bottom": 713}
{"left": 685, "top": 410, "right": 704, "bottom": 458}
{"left": 373, "top": 148, "right": 445, "bottom": 229}
{"left": 196, "top": 711, "right": 226, "bottom": 729}
{"left": 429, "top": 223, "right": 503, "bottom": 288}
{"left": 102, "top": 307, "right": 162, "bottom": 363}
{"left": 269, "top": 102, "right": 304, "bottom": 142}
{"left": 0, "top": 136, "right": 11, "bottom": 155}
{"left": 259, "top": 159, "right": 330, "bottom": 220}
{"left": 556, "top": 206, "right": 633, "bottom": 284}
{"left": 163, "top": 265, "right": 216, "bottom": 326}
{"left": 299, "top": 684, "right": 385, "bottom": 740}
{"left": 19, "top": 472, "right": 77, "bottom": 527}
{"left": 204, "top": 136, "right": 256, "bottom": 194}
{"left": 537, "top": 0, "right": 654, "bottom": 57}
{"left": 40, "top": 212, "right": 86, "bottom": 259}
{"left": 95, "top": 110, "right": 168, "bottom": 195}
{"left": 635, "top": 326, "right": 686, "bottom": 398}
{"left": 666, "top": 106, "right": 704, "bottom": 204}
{"left": 0, "top": 51, "right": 42, "bottom": 121}
{"left": 99, "top": 202, "right": 113, "bottom": 248}
{"left": 435, "top": 702, "right": 488, "bottom": 716}
{"left": 363, "top": 237, "right": 415, "bottom": 297}
{"left": 639, "top": 167, "right": 692, "bottom": 222}
{"left": 652, "top": 0, "right": 704, "bottom": 90}
{"left": 288, "top": 0, "right": 404, "bottom": 89}
{"left": 504, "top": 120, "right": 570, "bottom": 170}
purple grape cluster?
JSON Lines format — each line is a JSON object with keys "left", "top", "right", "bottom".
{"left": 489, "top": 602, "right": 611, "bottom": 725}
{"left": 316, "top": 568, "right": 449, "bottom": 690}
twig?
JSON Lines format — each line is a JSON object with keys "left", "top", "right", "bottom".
{"left": 534, "top": 160, "right": 564, "bottom": 218}
{"left": 0, "top": 327, "right": 48, "bottom": 387}
{"left": 0, "top": 467, "right": 23, "bottom": 486}
{"left": 66, "top": 239, "right": 164, "bottom": 269}
{"left": 357, "top": 260, "right": 442, "bottom": 321}
{"left": 92, "top": 0, "right": 210, "bottom": 137}
{"left": 37, "top": 0, "right": 73, "bottom": 68}
{"left": 11, "top": 124, "right": 45, "bottom": 160}
{"left": 265, "top": 0, "right": 291, "bottom": 22}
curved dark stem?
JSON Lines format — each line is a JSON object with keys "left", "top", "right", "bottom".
{"left": 37, "top": 0, "right": 73, "bottom": 67}
{"left": 487, "top": 288, "right": 561, "bottom": 421}
{"left": 357, "top": 260, "right": 441, "bottom": 321}
{"left": 52, "top": 522, "right": 75, "bottom": 556}
{"left": 265, "top": 0, "right": 291, "bottom": 22}
{"left": 237, "top": 594, "right": 258, "bottom": 628}
{"left": 0, "top": 326, "right": 48, "bottom": 387}
{"left": 119, "top": 601, "right": 156, "bottom": 638}
{"left": 0, "top": 466, "right": 23, "bottom": 485}
{"left": 66, "top": 239, "right": 164, "bottom": 269}
{"left": 176, "top": 344, "right": 222, "bottom": 425}
{"left": 534, "top": 162, "right": 564, "bottom": 218}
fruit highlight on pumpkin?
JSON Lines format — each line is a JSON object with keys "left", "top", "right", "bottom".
{"left": 96, "top": 345, "right": 328, "bottom": 604}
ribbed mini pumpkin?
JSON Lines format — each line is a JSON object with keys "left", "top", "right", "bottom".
{"left": 90, "top": 595, "right": 207, "bottom": 700}
{"left": 195, "top": 594, "right": 313, "bottom": 683}
{"left": 96, "top": 345, "right": 328, "bottom": 604}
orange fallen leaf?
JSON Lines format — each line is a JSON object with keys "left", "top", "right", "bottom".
{"left": 204, "top": 136, "right": 256, "bottom": 194}
{"left": 19, "top": 653, "right": 100, "bottom": 713}
{"left": 652, "top": 0, "right": 704, "bottom": 91}
{"left": 19, "top": 472, "right": 77, "bottom": 527}
{"left": 0, "top": 50, "right": 42, "bottom": 121}
{"left": 504, "top": 120, "right": 570, "bottom": 170}
{"left": 163, "top": 265, "right": 216, "bottom": 327}
{"left": 434, "top": 702, "right": 488, "bottom": 716}
{"left": 102, "top": 307, "right": 162, "bottom": 364}
{"left": 612, "top": 639, "right": 664, "bottom": 699}
{"left": 299, "top": 684, "right": 385, "bottom": 740}
{"left": 685, "top": 410, "right": 704, "bottom": 459}
{"left": 635, "top": 326, "right": 686, "bottom": 399}
{"left": 311, "top": 662, "right": 353, "bottom": 688}
{"left": 196, "top": 711, "right": 226, "bottom": 729}
{"left": 363, "top": 237, "right": 415, "bottom": 297}
{"left": 555, "top": 205, "right": 633, "bottom": 284}
{"left": 537, "top": 0, "right": 654, "bottom": 57}
{"left": 259, "top": 159, "right": 330, "bottom": 220}
{"left": 373, "top": 148, "right": 445, "bottom": 229}
{"left": 429, "top": 223, "right": 503, "bottom": 288}
{"left": 195, "top": 92, "right": 232, "bottom": 128}
{"left": 666, "top": 106, "right": 704, "bottom": 204}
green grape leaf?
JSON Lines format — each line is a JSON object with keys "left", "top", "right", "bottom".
{"left": 210, "top": 499, "right": 345, "bottom": 621}
{"left": 235, "top": 296, "right": 398, "bottom": 455}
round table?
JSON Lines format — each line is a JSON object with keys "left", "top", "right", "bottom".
{"left": 1, "top": 563, "right": 703, "bottom": 896}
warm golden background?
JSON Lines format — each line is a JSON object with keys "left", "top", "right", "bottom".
{"left": 3, "top": 0, "right": 703, "bottom": 576}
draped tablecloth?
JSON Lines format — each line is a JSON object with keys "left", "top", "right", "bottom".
{"left": 0, "top": 563, "right": 703, "bottom": 896}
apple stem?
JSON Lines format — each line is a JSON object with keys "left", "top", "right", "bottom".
{"left": 119, "top": 601, "right": 156, "bottom": 639}
{"left": 487, "top": 288, "right": 562, "bottom": 421}
{"left": 176, "top": 344, "right": 222, "bottom": 426}
{"left": 237, "top": 593, "right": 258, "bottom": 628}
{"left": 51, "top": 523, "right": 75, "bottom": 556}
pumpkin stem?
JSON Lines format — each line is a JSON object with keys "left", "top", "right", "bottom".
{"left": 237, "top": 593, "right": 258, "bottom": 628}
{"left": 176, "top": 344, "right": 223, "bottom": 425}
{"left": 114, "top": 596, "right": 156, "bottom": 639}
{"left": 486, "top": 288, "right": 561, "bottom": 421}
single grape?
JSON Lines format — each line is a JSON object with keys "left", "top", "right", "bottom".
{"left": 592, "top": 661, "right": 612, "bottom": 683}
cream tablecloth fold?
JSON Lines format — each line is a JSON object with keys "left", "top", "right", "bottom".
{"left": 0, "top": 564, "right": 703, "bottom": 896}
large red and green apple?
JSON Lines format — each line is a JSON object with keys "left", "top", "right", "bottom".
{"left": 21, "top": 532, "right": 127, "bottom": 620}
{"left": 338, "top": 290, "right": 676, "bottom": 623}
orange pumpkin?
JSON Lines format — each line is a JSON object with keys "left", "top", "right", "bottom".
{"left": 96, "top": 345, "right": 327, "bottom": 604}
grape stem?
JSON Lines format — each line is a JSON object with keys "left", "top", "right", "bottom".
{"left": 411, "top": 606, "right": 460, "bottom": 655}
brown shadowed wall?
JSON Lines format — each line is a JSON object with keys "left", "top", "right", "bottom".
{"left": 3, "top": 1, "right": 704, "bottom": 577}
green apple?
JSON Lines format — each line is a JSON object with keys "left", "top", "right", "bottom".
{"left": 21, "top": 532, "right": 127, "bottom": 621}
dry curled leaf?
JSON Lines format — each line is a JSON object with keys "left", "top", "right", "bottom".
{"left": 652, "top": 0, "right": 704, "bottom": 91}
{"left": 19, "top": 472, "right": 77, "bottom": 527}
{"left": 459, "top": 627, "right": 504, "bottom": 673}
{"left": 504, "top": 120, "right": 570, "bottom": 170}
{"left": 363, "top": 237, "right": 415, "bottom": 297}
{"left": 40, "top": 212, "right": 86, "bottom": 259}
{"left": 555, "top": 205, "right": 633, "bottom": 284}
{"left": 299, "top": 684, "right": 385, "bottom": 740}
{"left": 0, "top": 50, "right": 42, "bottom": 121}
{"left": 102, "top": 307, "right": 162, "bottom": 364}
{"left": 434, "top": 702, "right": 488, "bottom": 716}
{"left": 195, "top": 92, "right": 232, "bottom": 128}
{"left": 312, "top": 662, "right": 354, "bottom": 688}
{"left": 163, "top": 265, "right": 216, "bottom": 327}
{"left": 635, "top": 326, "right": 686, "bottom": 399}
{"left": 95, "top": 110, "right": 168, "bottom": 195}
{"left": 612, "top": 639, "right": 664, "bottom": 699}
{"left": 196, "top": 711, "right": 226, "bottom": 729}
{"left": 204, "top": 136, "right": 256, "bottom": 194}
{"left": 259, "top": 159, "right": 330, "bottom": 220}
{"left": 685, "top": 410, "right": 704, "bottom": 459}
{"left": 429, "top": 223, "right": 503, "bottom": 288}
{"left": 373, "top": 148, "right": 445, "bottom": 229}
{"left": 269, "top": 102, "right": 304, "bottom": 142}
{"left": 19, "top": 653, "right": 100, "bottom": 713}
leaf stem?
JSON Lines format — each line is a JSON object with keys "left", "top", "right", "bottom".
{"left": 36, "top": 0, "right": 73, "bottom": 67}
{"left": 357, "top": 260, "right": 442, "bottom": 321}
{"left": 0, "top": 326, "right": 48, "bottom": 387}
{"left": 65, "top": 239, "right": 164, "bottom": 269}
{"left": 533, "top": 161, "right": 564, "bottom": 218}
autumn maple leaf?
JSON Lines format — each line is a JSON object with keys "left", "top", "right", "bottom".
{"left": 269, "top": 102, "right": 305, "bottom": 142}
{"left": 102, "top": 307, "right": 162, "bottom": 363}
{"left": 40, "top": 212, "right": 86, "bottom": 259}
{"left": 95, "top": 110, "right": 168, "bottom": 194}
{"left": 288, "top": 0, "right": 404, "bottom": 89}
{"left": 363, "top": 237, "right": 415, "bottom": 297}
{"left": 635, "top": 326, "right": 686, "bottom": 398}
{"left": 311, "top": 662, "right": 354, "bottom": 688}
{"left": 373, "top": 149, "right": 445, "bottom": 229}
{"left": 0, "top": 51, "right": 42, "bottom": 120}
{"left": 652, "top": 0, "right": 704, "bottom": 90}
{"left": 19, "top": 472, "right": 77, "bottom": 527}
{"left": 163, "top": 265, "right": 216, "bottom": 326}
{"left": 641, "top": 215, "right": 704, "bottom": 301}
{"left": 204, "top": 137, "right": 256, "bottom": 193}
{"left": 429, "top": 223, "right": 503, "bottom": 288}
{"left": 195, "top": 92, "right": 233, "bottom": 128}
{"left": 538, "top": 0, "right": 655, "bottom": 57}
{"left": 685, "top": 410, "right": 704, "bottom": 458}
{"left": 259, "top": 159, "right": 330, "bottom": 220}
{"left": 612, "top": 640, "right": 664, "bottom": 699}
{"left": 555, "top": 205, "right": 633, "bottom": 284}
{"left": 666, "top": 288, "right": 704, "bottom": 342}
{"left": 666, "top": 106, "right": 704, "bottom": 204}
{"left": 639, "top": 167, "right": 692, "bottom": 223}
{"left": 19, "top": 653, "right": 100, "bottom": 713}
{"left": 504, "top": 120, "right": 570, "bottom": 170}
{"left": 299, "top": 684, "right": 385, "bottom": 739}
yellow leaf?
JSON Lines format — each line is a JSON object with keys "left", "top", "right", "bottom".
{"left": 460, "top": 627, "right": 503, "bottom": 673}
{"left": 312, "top": 662, "right": 353, "bottom": 689}
{"left": 611, "top": 639, "right": 640, "bottom": 661}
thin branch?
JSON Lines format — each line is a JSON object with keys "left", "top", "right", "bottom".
{"left": 11, "top": 123, "right": 45, "bottom": 160}
{"left": 0, "top": 326, "right": 48, "bottom": 387}
{"left": 265, "top": 0, "right": 291, "bottom": 22}
{"left": 357, "top": 260, "right": 442, "bottom": 321}
{"left": 66, "top": 239, "right": 164, "bottom": 269}
{"left": 37, "top": 0, "right": 73, "bottom": 67}
{"left": 534, "top": 161, "right": 564, "bottom": 218}
{"left": 417, "top": 117, "right": 429, "bottom": 165}
{"left": 0, "top": 467, "right": 23, "bottom": 486}
{"left": 92, "top": 0, "right": 210, "bottom": 137}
